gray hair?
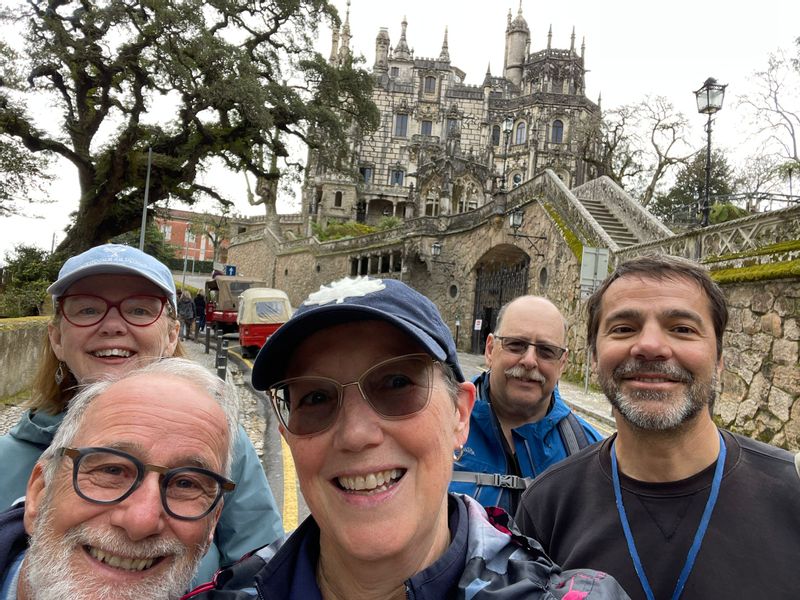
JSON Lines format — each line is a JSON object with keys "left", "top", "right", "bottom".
{"left": 40, "top": 358, "right": 240, "bottom": 483}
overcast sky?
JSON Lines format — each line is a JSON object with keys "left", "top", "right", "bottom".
{"left": 2, "top": 0, "right": 798, "bottom": 262}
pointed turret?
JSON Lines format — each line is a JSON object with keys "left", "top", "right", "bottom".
{"left": 570, "top": 26, "right": 575, "bottom": 52}
{"left": 394, "top": 16, "right": 411, "bottom": 60}
{"left": 504, "top": 2, "right": 529, "bottom": 87}
{"left": 483, "top": 62, "right": 493, "bottom": 86}
{"left": 581, "top": 36, "right": 586, "bottom": 58}
{"left": 338, "top": 0, "right": 351, "bottom": 63}
{"left": 438, "top": 27, "right": 450, "bottom": 62}
{"left": 547, "top": 25, "right": 552, "bottom": 50}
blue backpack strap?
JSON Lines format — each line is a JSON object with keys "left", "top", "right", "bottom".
{"left": 557, "top": 412, "right": 590, "bottom": 455}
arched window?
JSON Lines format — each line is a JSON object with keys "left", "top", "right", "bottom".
{"left": 491, "top": 125, "right": 501, "bottom": 146}
{"left": 334, "top": 191, "right": 343, "bottom": 207}
{"left": 424, "top": 76, "right": 436, "bottom": 93}
{"left": 515, "top": 122, "right": 526, "bottom": 145}
{"left": 551, "top": 120, "right": 564, "bottom": 143}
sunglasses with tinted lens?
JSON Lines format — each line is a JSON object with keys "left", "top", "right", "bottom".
{"left": 268, "top": 353, "right": 438, "bottom": 436}
{"left": 495, "top": 336, "right": 566, "bottom": 361}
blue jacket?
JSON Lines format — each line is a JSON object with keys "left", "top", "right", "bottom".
{"left": 450, "top": 371, "right": 603, "bottom": 513}
{"left": 0, "top": 409, "right": 284, "bottom": 585}
{"left": 182, "top": 494, "right": 629, "bottom": 599}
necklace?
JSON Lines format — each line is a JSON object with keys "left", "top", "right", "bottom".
{"left": 610, "top": 430, "right": 726, "bottom": 600}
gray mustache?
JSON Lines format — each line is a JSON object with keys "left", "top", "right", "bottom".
{"left": 505, "top": 365, "right": 546, "bottom": 384}
{"left": 612, "top": 359, "right": 693, "bottom": 383}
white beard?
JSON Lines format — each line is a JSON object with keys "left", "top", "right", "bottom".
{"left": 22, "top": 501, "right": 208, "bottom": 600}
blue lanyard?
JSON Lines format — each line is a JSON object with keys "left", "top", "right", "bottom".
{"left": 610, "top": 431, "right": 726, "bottom": 600}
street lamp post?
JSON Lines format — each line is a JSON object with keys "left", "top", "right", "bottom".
{"left": 694, "top": 77, "right": 727, "bottom": 227}
{"left": 500, "top": 115, "right": 514, "bottom": 191}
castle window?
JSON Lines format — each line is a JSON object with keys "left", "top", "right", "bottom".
{"left": 425, "top": 193, "right": 439, "bottom": 216}
{"left": 552, "top": 120, "right": 564, "bottom": 143}
{"left": 390, "top": 66, "right": 399, "bottom": 77}
{"left": 395, "top": 114, "right": 408, "bottom": 137}
{"left": 334, "top": 191, "right": 343, "bottom": 207}
{"left": 491, "top": 125, "right": 500, "bottom": 146}
{"left": 161, "top": 224, "right": 172, "bottom": 239}
{"left": 515, "top": 122, "right": 526, "bottom": 145}
{"left": 359, "top": 166, "right": 373, "bottom": 183}
{"left": 390, "top": 169, "right": 404, "bottom": 186}
{"left": 424, "top": 76, "right": 436, "bottom": 93}
{"left": 421, "top": 120, "right": 433, "bottom": 136}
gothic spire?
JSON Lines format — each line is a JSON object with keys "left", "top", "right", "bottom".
{"left": 570, "top": 26, "right": 575, "bottom": 52}
{"left": 547, "top": 24, "right": 552, "bottom": 49}
{"left": 338, "top": 0, "right": 351, "bottom": 62}
{"left": 394, "top": 15, "right": 411, "bottom": 60}
{"left": 438, "top": 27, "right": 449, "bottom": 61}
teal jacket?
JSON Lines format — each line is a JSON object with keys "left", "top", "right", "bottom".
{"left": 0, "top": 409, "right": 284, "bottom": 585}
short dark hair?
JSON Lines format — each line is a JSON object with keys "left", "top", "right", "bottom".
{"left": 586, "top": 255, "right": 728, "bottom": 359}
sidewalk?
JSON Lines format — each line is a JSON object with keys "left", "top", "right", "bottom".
{"left": 457, "top": 351, "right": 616, "bottom": 436}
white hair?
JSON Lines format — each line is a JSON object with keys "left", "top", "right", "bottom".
{"left": 41, "top": 358, "right": 240, "bottom": 481}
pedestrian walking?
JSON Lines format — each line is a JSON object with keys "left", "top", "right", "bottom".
{"left": 178, "top": 289, "right": 196, "bottom": 340}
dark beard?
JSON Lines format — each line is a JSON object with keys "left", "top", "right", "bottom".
{"left": 599, "top": 359, "right": 716, "bottom": 431}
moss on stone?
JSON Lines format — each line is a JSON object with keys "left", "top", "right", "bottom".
{"left": 710, "top": 259, "right": 800, "bottom": 284}
{"left": 0, "top": 316, "right": 50, "bottom": 331}
{"left": 0, "top": 388, "right": 31, "bottom": 406}
{"left": 705, "top": 239, "right": 800, "bottom": 264}
{"left": 542, "top": 202, "right": 584, "bottom": 262}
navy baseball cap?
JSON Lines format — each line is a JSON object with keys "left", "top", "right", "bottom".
{"left": 47, "top": 244, "right": 177, "bottom": 310}
{"left": 251, "top": 276, "right": 464, "bottom": 390}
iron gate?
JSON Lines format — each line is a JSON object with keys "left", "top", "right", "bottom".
{"left": 471, "top": 258, "right": 530, "bottom": 353}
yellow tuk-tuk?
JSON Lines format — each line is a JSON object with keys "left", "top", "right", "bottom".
{"left": 236, "top": 288, "right": 292, "bottom": 357}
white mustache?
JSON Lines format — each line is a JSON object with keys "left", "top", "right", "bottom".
{"left": 64, "top": 524, "right": 186, "bottom": 560}
{"left": 505, "top": 365, "right": 546, "bottom": 384}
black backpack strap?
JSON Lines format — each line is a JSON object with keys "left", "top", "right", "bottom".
{"left": 557, "top": 412, "right": 591, "bottom": 455}
{"left": 451, "top": 471, "right": 532, "bottom": 490}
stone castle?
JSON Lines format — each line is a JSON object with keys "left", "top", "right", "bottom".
{"left": 304, "top": 5, "right": 599, "bottom": 232}
{"left": 226, "top": 5, "right": 800, "bottom": 450}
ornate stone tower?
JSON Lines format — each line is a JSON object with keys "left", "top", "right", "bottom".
{"left": 504, "top": 4, "right": 530, "bottom": 88}
{"left": 300, "top": 5, "right": 599, "bottom": 236}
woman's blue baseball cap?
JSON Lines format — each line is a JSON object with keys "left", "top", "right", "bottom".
{"left": 251, "top": 276, "right": 464, "bottom": 390}
{"left": 47, "top": 244, "right": 177, "bottom": 310}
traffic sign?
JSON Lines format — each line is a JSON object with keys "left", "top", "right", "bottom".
{"left": 225, "top": 265, "right": 237, "bottom": 276}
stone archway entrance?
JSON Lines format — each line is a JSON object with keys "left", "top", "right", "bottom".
{"left": 471, "top": 245, "right": 530, "bottom": 353}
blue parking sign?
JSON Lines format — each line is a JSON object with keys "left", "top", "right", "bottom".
{"left": 225, "top": 265, "right": 237, "bottom": 276}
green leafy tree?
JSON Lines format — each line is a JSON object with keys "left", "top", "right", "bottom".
{"left": 110, "top": 222, "right": 176, "bottom": 265}
{"left": 0, "top": 0, "right": 379, "bottom": 255}
{"left": 0, "top": 244, "right": 61, "bottom": 316}
{"left": 651, "top": 149, "right": 736, "bottom": 227}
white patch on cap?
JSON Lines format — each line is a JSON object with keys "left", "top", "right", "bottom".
{"left": 101, "top": 245, "right": 129, "bottom": 259}
{"left": 304, "top": 277, "right": 385, "bottom": 306}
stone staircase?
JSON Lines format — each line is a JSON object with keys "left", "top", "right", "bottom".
{"left": 577, "top": 196, "right": 641, "bottom": 248}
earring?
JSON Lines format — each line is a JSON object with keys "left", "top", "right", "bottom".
{"left": 55, "top": 362, "right": 66, "bottom": 385}
{"left": 453, "top": 445, "right": 465, "bottom": 462}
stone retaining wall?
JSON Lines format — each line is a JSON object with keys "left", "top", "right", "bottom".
{"left": 717, "top": 277, "right": 800, "bottom": 449}
{"left": 0, "top": 317, "right": 49, "bottom": 399}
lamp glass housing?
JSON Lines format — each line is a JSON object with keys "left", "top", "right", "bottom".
{"left": 509, "top": 209, "right": 524, "bottom": 229}
{"left": 503, "top": 116, "right": 514, "bottom": 134}
{"left": 431, "top": 242, "right": 442, "bottom": 257}
{"left": 695, "top": 77, "right": 726, "bottom": 115}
